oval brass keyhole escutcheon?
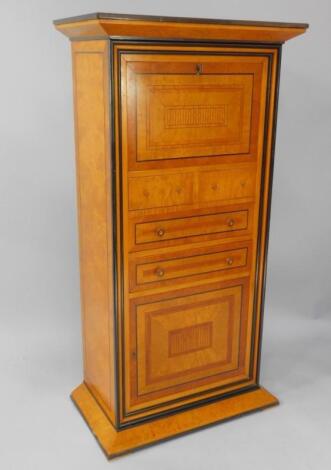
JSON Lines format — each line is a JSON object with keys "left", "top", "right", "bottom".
{"left": 196, "top": 63, "right": 203, "bottom": 75}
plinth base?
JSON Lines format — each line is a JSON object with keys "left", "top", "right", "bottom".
{"left": 71, "top": 383, "right": 278, "bottom": 459}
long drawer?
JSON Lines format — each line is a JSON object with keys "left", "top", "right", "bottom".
{"left": 129, "top": 240, "right": 252, "bottom": 292}
{"left": 128, "top": 205, "right": 253, "bottom": 252}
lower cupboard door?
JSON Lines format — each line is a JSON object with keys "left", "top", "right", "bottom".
{"left": 125, "top": 277, "right": 254, "bottom": 416}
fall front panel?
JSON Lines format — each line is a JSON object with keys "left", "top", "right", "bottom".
{"left": 122, "top": 53, "right": 267, "bottom": 169}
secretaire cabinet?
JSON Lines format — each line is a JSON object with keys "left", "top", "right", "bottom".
{"left": 54, "top": 12, "right": 308, "bottom": 458}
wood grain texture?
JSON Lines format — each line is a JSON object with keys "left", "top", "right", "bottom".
{"left": 71, "top": 40, "right": 116, "bottom": 425}
{"left": 71, "top": 382, "right": 279, "bottom": 459}
{"left": 128, "top": 166, "right": 255, "bottom": 211}
{"left": 130, "top": 240, "right": 252, "bottom": 292}
{"left": 55, "top": 12, "right": 307, "bottom": 456}
{"left": 128, "top": 281, "right": 249, "bottom": 411}
{"left": 54, "top": 12, "right": 308, "bottom": 29}
{"left": 124, "top": 54, "right": 266, "bottom": 171}
{"left": 54, "top": 13, "right": 308, "bottom": 43}
{"left": 129, "top": 203, "right": 253, "bottom": 252}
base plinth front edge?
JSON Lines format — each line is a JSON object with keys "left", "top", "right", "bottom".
{"left": 71, "top": 383, "right": 279, "bottom": 459}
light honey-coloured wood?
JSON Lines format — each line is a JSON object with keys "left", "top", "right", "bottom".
{"left": 129, "top": 203, "right": 253, "bottom": 252}
{"left": 134, "top": 245, "right": 248, "bottom": 287}
{"left": 123, "top": 53, "right": 266, "bottom": 170}
{"left": 128, "top": 239, "right": 252, "bottom": 294}
{"left": 71, "top": 40, "right": 116, "bottom": 424}
{"left": 54, "top": 13, "right": 308, "bottom": 43}
{"left": 119, "top": 44, "right": 269, "bottom": 423}
{"left": 71, "top": 382, "right": 279, "bottom": 459}
{"left": 55, "top": 11, "right": 307, "bottom": 458}
{"left": 135, "top": 209, "right": 248, "bottom": 244}
{"left": 129, "top": 280, "right": 248, "bottom": 411}
{"left": 128, "top": 166, "right": 256, "bottom": 211}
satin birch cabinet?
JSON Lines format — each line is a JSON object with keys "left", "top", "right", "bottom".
{"left": 54, "top": 12, "right": 308, "bottom": 458}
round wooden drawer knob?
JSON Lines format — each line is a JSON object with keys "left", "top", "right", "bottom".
{"left": 155, "top": 268, "right": 165, "bottom": 277}
{"left": 228, "top": 219, "right": 235, "bottom": 227}
{"left": 156, "top": 228, "right": 165, "bottom": 237}
{"left": 226, "top": 257, "right": 234, "bottom": 266}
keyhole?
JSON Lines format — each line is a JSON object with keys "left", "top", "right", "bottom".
{"left": 196, "top": 64, "right": 202, "bottom": 75}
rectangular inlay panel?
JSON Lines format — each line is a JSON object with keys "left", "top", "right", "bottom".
{"left": 136, "top": 76, "right": 252, "bottom": 160}
{"left": 127, "top": 279, "right": 251, "bottom": 412}
{"left": 165, "top": 105, "right": 227, "bottom": 128}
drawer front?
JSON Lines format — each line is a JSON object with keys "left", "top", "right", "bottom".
{"left": 198, "top": 168, "right": 255, "bottom": 203}
{"left": 128, "top": 172, "right": 194, "bottom": 211}
{"left": 126, "top": 278, "right": 251, "bottom": 413}
{"left": 134, "top": 208, "right": 249, "bottom": 246}
{"left": 121, "top": 53, "right": 267, "bottom": 169}
{"left": 129, "top": 167, "right": 255, "bottom": 211}
{"left": 130, "top": 242, "right": 251, "bottom": 291}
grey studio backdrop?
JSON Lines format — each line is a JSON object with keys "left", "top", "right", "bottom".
{"left": 0, "top": 1, "right": 330, "bottom": 469}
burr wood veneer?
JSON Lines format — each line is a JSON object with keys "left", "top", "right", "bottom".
{"left": 54, "top": 12, "right": 308, "bottom": 458}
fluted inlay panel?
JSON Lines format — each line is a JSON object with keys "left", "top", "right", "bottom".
{"left": 165, "top": 105, "right": 227, "bottom": 129}
{"left": 169, "top": 322, "right": 213, "bottom": 357}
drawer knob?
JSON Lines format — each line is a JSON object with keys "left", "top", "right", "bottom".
{"left": 155, "top": 268, "right": 165, "bottom": 277}
{"left": 227, "top": 219, "right": 235, "bottom": 227}
{"left": 156, "top": 228, "right": 165, "bottom": 237}
{"left": 226, "top": 257, "right": 234, "bottom": 266}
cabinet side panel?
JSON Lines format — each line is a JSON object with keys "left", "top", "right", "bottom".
{"left": 71, "top": 40, "right": 116, "bottom": 424}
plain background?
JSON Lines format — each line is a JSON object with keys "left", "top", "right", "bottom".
{"left": 1, "top": 1, "right": 330, "bottom": 469}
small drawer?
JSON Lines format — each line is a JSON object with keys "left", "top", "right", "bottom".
{"left": 129, "top": 241, "right": 251, "bottom": 292}
{"left": 135, "top": 209, "right": 248, "bottom": 245}
{"left": 128, "top": 172, "right": 194, "bottom": 211}
{"left": 198, "top": 167, "right": 255, "bottom": 203}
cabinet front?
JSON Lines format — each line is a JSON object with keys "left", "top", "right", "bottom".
{"left": 118, "top": 46, "right": 271, "bottom": 422}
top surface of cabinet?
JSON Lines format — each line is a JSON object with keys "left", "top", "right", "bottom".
{"left": 54, "top": 12, "right": 308, "bottom": 43}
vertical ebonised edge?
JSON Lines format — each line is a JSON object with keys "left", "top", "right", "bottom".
{"left": 108, "top": 38, "right": 121, "bottom": 429}
{"left": 255, "top": 46, "right": 283, "bottom": 382}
